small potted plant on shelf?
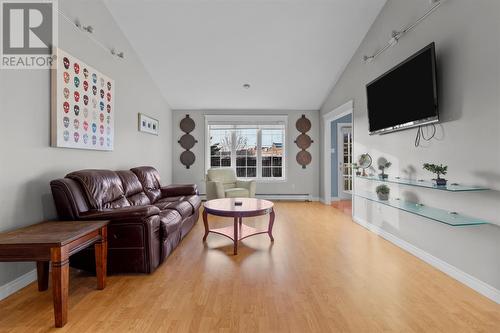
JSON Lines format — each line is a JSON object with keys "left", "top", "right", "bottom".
{"left": 377, "top": 158, "right": 392, "bottom": 180}
{"left": 423, "top": 163, "right": 448, "bottom": 186}
{"left": 376, "top": 184, "right": 390, "bottom": 201}
{"left": 352, "top": 163, "right": 361, "bottom": 176}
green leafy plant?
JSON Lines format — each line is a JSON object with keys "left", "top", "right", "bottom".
{"left": 376, "top": 184, "right": 390, "bottom": 194}
{"left": 378, "top": 160, "right": 392, "bottom": 178}
{"left": 423, "top": 163, "right": 448, "bottom": 180}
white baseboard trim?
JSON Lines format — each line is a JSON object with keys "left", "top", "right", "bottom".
{"left": 0, "top": 269, "right": 37, "bottom": 301}
{"left": 353, "top": 216, "right": 500, "bottom": 305}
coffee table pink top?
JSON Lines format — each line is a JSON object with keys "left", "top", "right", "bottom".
{"left": 202, "top": 198, "right": 275, "bottom": 255}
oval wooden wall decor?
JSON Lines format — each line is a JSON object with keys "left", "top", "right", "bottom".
{"left": 178, "top": 115, "right": 197, "bottom": 169}
{"left": 294, "top": 115, "right": 313, "bottom": 169}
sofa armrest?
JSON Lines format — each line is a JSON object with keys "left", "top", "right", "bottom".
{"left": 206, "top": 181, "right": 225, "bottom": 200}
{"left": 79, "top": 205, "right": 160, "bottom": 220}
{"left": 236, "top": 180, "right": 256, "bottom": 197}
{"left": 161, "top": 184, "right": 198, "bottom": 197}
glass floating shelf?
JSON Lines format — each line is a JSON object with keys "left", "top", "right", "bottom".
{"left": 355, "top": 192, "right": 490, "bottom": 227}
{"left": 356, "top": 175, "right": 489, "bottom": 192}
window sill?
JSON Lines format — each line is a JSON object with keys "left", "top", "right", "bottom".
{"left": 238, "top": 178, "right": 287, "bottom": 183}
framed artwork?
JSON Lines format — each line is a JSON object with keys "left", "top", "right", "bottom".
{"left": 51, "top": 48, "right": 115, "bottom": 151}
{"left": 138, "top": 113, "right": 159, "bottom": 135}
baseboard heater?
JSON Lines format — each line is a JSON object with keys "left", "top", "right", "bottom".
{"left": 199, "top": 194, "right": 312, "bottom": 201}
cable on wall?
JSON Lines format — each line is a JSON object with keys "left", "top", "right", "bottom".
{"left": 414, "top": 124, "right": 437, "bottom": 147}
{"left": 363, "top": 0, "right": 444, "bottom": 63}
{"left": 57, "top": 10, "right": 125, "bottom": 59}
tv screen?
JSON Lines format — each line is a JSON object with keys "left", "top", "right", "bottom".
{"left": 366, "top": 43, "right": 438, "bottom": 135}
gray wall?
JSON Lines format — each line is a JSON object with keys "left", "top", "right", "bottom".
{"left": 320, "top": 0, "right": 500, "bottom": 291}
{"left": 330, "top": 113, "right": 352, "bottom": 197}
{"left": 0, "top": 0, "right": 172, "bottom": 287}
{"left": 172, "top": 110, "right": 320, "bottom": 199}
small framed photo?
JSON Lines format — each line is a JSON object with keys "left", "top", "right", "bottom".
{"left": 138, "top": 113, "right": 159, "bottom": 135}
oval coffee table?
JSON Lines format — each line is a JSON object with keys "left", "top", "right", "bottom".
{"left": 202, "top": 198, "right": 275, "bottom": 255}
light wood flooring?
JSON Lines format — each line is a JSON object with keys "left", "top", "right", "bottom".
{"left": 1, "top": 202, "right": 500, "bottom": 332}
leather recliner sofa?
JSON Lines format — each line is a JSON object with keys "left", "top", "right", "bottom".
{"left": 50, "top": 166, "right": 200, "bottom": 274}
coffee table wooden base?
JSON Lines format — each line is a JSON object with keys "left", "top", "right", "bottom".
{"left": 202, "top": 198, "right": 275, "bottom": 255}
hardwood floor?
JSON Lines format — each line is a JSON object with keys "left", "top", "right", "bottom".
{"left": 331, "top": 199, "right": 352, "bottom": 215}
{"left": 1, "top": 202, "right": 499, "bottom": 332}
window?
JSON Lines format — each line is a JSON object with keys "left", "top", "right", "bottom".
{"left": 206, "top": 116, "right": 286, "bottom": 180}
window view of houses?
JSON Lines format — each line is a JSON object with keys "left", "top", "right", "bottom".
{"left": 209, "top": 128, "right": 284, "bottom": 178}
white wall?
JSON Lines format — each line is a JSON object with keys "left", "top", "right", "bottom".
{"left": 320, "top": 0, "right": 500, "bottom": 293}
{"left": 0, "top": 0, "right": 172, "bottom": 288}
{"left": 172, "top": 110, "right": 320, "bottom": 199}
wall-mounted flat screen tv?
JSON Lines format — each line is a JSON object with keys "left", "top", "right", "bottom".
{"left": 366, "top": 42, "right": 438, "bottom": 135}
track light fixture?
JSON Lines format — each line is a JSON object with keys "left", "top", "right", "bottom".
{"left": 363, "top": 0, "right": 444, "bottom": 63}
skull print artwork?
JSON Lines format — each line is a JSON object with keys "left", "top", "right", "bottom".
{"left": 54, "top": 49, "right": 114, "bottom": 151}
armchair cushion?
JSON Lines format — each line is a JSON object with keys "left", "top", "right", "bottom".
{"left": 225, "top": 188, "right": 250, "bottom": 198}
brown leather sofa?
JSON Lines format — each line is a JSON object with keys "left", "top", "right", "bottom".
{"left": 50, "top": 166, "right": 200, "bottom": 274}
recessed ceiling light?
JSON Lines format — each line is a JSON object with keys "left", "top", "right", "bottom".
{"left": 243, "top": 83, "right": 251, "bottom": 89}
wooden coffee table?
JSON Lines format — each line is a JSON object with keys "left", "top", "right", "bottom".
{"left": 0, "top": 220, "right": 108, "bottom": 328}
{"left": 202, "top": 198, "right": 275, "bottom": 255}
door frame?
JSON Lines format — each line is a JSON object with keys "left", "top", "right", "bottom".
{"left": 322, "top": 100, "right": 353, "bottom": 205}
{"left": 337, "top": 123, "right": 352, "bottom": 199}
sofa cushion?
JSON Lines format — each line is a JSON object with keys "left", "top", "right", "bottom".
{"left": 156, "top": 196, "right": 185, "bottom": 204}
{"left": 184, "top": 195, "right": 201, "bottom": 212}
{"left": 155, "top": 201, "right": 192, "bottom": 219}
{"left": 131, "top": 166, "right": 162, "bottom": 203}
{"left": 225, "top": 188, "right": 249, "bottom": 198}
{"left": 67, "top": 169, "right": 129, "bottom": 210}
{"left": 159, "top": 209, "right": 182, "bottom": 238}
{"left": 116, "top": 170, "right": 151, "bottom": 206}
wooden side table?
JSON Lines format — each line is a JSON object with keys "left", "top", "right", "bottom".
{"left": 203, "top": 198, "right": 275, "bottom": 255}
{"left": 0, "top": 220, "right": 109, "bottom": 328}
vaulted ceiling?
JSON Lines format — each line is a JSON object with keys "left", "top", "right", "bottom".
{"left": 105, "top": 0, "right": 386, "bottom": 110}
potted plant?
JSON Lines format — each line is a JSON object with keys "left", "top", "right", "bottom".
{"left": 378, "top": 159, "right": 392, "bottom": 179}
{"left": 423, "top": 163, "right": 448, "bottom": 186}
{"left": 376, "top": 184, "right": 390, "bottom": 201}
{"left": 352, "top": 163, "right": 361, "bottom": 176}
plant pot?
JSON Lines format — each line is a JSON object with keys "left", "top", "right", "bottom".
{"left": 377, "top": 192, "right": 389, "bottom": 201}
{"left": 356, "top": 171, "right": 361, "bottom": 176}
{"left": 378, "top": 174, "right": 388, "bottom": 180}
{"left": 433, "top": 178, "right": 447, "bottom": 186}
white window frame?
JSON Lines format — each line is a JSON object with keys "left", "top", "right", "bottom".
{"left": 205, "top": 115, "right": 287, "bottom": 182}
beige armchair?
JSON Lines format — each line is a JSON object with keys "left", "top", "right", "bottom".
{"left": 205, "top": 168, "right": 256, "bottom": 200}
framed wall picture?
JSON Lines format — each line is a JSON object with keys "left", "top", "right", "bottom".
{"left": 51, "top": 48, "right": 115, "bottom": 151}
{"left": 138, "top": 113, "right": 159, "bottom": 135}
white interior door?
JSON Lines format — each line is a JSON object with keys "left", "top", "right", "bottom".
{"left": 337, "top": 123, "right": 352, "bottom": 199}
